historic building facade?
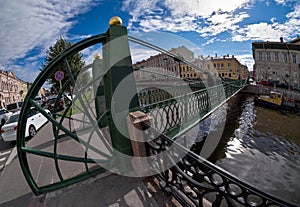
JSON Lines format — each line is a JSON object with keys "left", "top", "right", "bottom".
{"left": 133, "top": 46, "right": 248, "bottom": 82}
{"left": 134, "top": 46, "right": 206, "bottom": 81}
{"left": 252, "top": 37, "right": 300, "bottom": 87}
{"left": 0, "top": 70, "right": 29, "bottom": 108}
{"left": 195, "top": 55, "right": 248, "bottom": 80}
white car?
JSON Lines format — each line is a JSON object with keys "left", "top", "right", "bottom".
{"left": 1, "top": 108, "right": 51, "bottom": 142}
{"left": 0, "top": 109, "right": 13, "bottom": 126}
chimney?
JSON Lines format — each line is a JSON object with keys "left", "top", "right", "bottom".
{"left": 280, "top": 37, "right": 283, "bottom": 43}
{"left": 232, "top": 55, "right": 234, "bottom": 58}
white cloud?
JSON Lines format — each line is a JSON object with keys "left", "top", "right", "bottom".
{"left": 232, "top": 3, "right": 300, "bottom": 42}
{"left": 274, "top": 0, "right": 297, "bottom": 5}
{"left": 274, "top": 0, "right": 286, "bottom": 4}
{"left": 164, "top": 0, "right": 251, "bottom": 18}
{"left": 123, "top": 0, "right": 252, "bottom": 45}
{"left": 197, "top": 12, "right": 250, "bottom": 37}
{"left": 271, "top": 17, "right": 277, "bottom": 23}
{"left": 0, "top": 0, "right": 98, "bottom": 81}
{"left": 235, "top": 54, "right": 254, "bottom": 71}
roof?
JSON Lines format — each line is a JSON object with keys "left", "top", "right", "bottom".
{"left": 289, "top": 37, "right": 300, "bottom": 44}
{"left": 252, "top": 42, "right": 300, "bottom": 51}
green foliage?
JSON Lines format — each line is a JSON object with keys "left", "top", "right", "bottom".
{"left": 42, "top": 36, "right": 85, "bottom": 91}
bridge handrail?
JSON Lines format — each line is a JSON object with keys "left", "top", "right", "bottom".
{"left": 138, "top": 82, "right": 206, "bottom": 106}
{"left": 141, "top": 121, "right": 298, "bottom": 207}
{"left": 140, "top": 82, "right": 245, "bottom": 137}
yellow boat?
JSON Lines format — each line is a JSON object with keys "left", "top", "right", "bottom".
{"left": 254, "top": 91, "right": 283, "bottom": 109}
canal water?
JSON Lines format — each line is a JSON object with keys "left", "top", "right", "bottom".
{"left": 194, "top": 95, "right": 300, "bottom": 204}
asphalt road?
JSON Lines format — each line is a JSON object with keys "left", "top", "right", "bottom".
{"left": 0, "top": 137, "right": 15, "bottom": 171}
{"left": 0, "top": 112, "right": 111, "bottom": 205}
{"left": 0, "top": 119, "right": 85, "bottom": 204}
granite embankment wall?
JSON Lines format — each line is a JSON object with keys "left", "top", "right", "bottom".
{"left": 242, "top": 84, "right": 300, "bottom": 102}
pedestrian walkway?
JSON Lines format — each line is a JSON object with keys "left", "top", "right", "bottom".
{"left": 0, "top": 152, "right": 181, "bottom": 207}
{"left": 0, "top": 150, "right": 11, "bottom": 170}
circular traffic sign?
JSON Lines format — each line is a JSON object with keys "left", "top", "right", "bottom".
{"left": 54, "top": 70, "right": 64, "bottom": 81}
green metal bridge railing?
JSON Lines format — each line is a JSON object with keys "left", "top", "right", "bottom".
{"left": 17, "top": 17, "right": 140, "bottom": 194}
{"left": 140, "top": 79, "right": 247, "bottom": 138}
{"left": 17, "top": 16, "right": 249, "bottom": 199}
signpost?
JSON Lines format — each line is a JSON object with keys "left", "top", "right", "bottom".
{"left": 54, "top": 70, "right": 65, "bottom": 108}
{"left": 54, "top": 70, "right": 64, "bottom": 82}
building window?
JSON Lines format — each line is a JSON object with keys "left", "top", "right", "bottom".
{"left": 228, "top": 63, "right": 231, "bottom": 68}
{"left": 283, "top": 53, "right": 288, "bottom": 63}
{"left": 221, "top": 63, "right": 224, "bottom": 68}
{"left": 207, "top": 64, "right": 210, "bottom": 70}
{"left": 266, "top": 52, "right": 271, "bottom": 61}
{"left": 275, "top": 52, "right": 279, "bottom": 62}
{"left": 292, "top": 54, "right": 297, "bottom": 64}
{"left": 258, "top": 52, "right": 262, "bottom": 61}
{"left": 214, "top": 64, "right": 216, "bottom": 68}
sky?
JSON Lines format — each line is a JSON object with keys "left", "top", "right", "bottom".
{"left": 0, "top": 0, "right": 299, "bottom": 82}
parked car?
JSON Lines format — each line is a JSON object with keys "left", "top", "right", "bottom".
{"left": 1, "top": 108, "right": 51, "bottom": 142}
{"left": 34, "top": 96, "right": 43, "bottom": 106}
{"left": 277, "top": 82, "right": 289, "bottom": 89}
{"left": 292, "top": 86, "right": 300, "bottom": 91}
{"left": 258, "top": 80, "right": 269, "bottom": 85}
{"left": 46, "top": 96, "right": 64, "bottom": 112}
{"left": 0, "top": 109, "right": 13, "bottom": 126}
{"left": 6, "top": 101, "right": 23, "bottom": 112}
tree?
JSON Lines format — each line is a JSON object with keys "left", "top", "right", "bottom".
{"left": 42, "top": 36, "right": 85, "bottom": 92}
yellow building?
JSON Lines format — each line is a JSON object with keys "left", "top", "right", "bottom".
{"left": 180, "top": 63, "right": 205, "bottom": 79}
{"left": 17, "top": 78, "right": 30, "bottom": 101}
{"left": 201, "top": 55, "right": 248, "bottom": 80}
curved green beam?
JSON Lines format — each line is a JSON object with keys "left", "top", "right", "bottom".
{"left": 17, "top": 33, "right": 108, "bottom": 195}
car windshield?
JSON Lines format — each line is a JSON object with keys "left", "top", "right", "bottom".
{"left": 48, "top": 99, "right": 56, "bottom": 104}
{"left": 6, "top": 103, "right": 17, "bottom": 111}
{"left": 6, "top": 114, "right": 20, "bottom": 124}
{"left": 0, "top": 109, "right": 6, "bottom": 115}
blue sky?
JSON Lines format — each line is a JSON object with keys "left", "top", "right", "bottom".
{"left": 0, "top": 0, "right": 299, "bottom": 82}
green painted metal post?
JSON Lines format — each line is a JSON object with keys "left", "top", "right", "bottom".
{"left": 93, "top": 56, "right": 108, "bottom": 128}
{"left": 102, "top": 18, "right": 140, "bottom": 170}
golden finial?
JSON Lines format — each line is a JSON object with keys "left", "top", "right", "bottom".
{"left": 94, "top": 53, "right": 100, "bottom": 59}
{"left": 109, "top": 16, "right": 122, "bottom": 26}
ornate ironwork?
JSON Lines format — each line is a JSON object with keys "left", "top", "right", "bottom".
{"left": 138, "top": 82, "right": 206, "bottom": 106}
{"left": 140, "top": 80, "right": 247, "bottom": 137}
{"left": 142, "top": 122, "right": 298, "bottom": 207}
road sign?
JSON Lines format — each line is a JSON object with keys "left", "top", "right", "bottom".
{"left": 54, "top": 70, "right": 64, "bottom": 81}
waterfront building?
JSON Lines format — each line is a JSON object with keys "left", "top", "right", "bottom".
{"left": 134, "top": 46, "right": 206, "bottom": 81}
{"left": 197, "top": 55, "right": 249, "bottom": 80}
{"left": 133, "top": 47, "right": 248, "bottom": 82}
{"left": 252, "top": 37, "right": 300, "bottom": 87}
{"left": 0, "top": 70, "right": 31, "bottom": 108}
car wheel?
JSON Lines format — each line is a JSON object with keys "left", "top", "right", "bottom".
{"left": 29, "top": 125, "right": 37, "bottom": 138}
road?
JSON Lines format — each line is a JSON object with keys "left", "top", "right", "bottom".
{"left": 0, "top": 112, "right": 112, "bottom": 205}
{"left": 0, "top": 138, "right": 14, "bottom": 171}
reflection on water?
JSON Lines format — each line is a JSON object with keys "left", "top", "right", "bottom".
{"left": 213, "top": 96, "right": 300, "bottom": 204}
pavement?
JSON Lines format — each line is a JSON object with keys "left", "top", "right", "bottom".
{"left": 0, "top": 114, "right": 181, "bottom": 207}
{"left": 0, "top": 150, "right": 181, "bottom": 207}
